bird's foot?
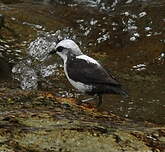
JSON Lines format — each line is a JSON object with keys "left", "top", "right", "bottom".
{"left": 96, "top": 100, "right": 102, "bottom": 108}
{"left": 75, "top": 95, "right": 101, "bottom": 108}
{"left": 76, "top": 97, "right": 95, "bottom": 107}
{"left": 81, "top": 97, "right": 95, "bottom": 103}
{"left": 76, "top": 99, "right": 83, "bottom": 105}
{"left": 95, "top": 95, "right": 102, "bottom": 108}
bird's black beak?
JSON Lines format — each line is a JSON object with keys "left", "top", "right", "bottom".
{"left": 49, "top": 49, "right": 56, "bottom": 55}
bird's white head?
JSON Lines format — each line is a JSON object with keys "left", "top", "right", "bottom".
{"left": 49, "top": 39, "right": 83, "bottom": 61}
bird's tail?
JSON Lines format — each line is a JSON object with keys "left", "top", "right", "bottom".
{"left": 119, "top": 88, "right": 128, "bottom": 98}
{"left": 110, "top": 86, "right": 128, "bottom": 98}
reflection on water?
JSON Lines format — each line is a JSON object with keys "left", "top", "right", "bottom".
{"left": 1, "top": 0, "right": 164, "bottom": 123}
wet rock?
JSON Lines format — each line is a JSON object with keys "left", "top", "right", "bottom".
{"left": 0, "top": 145, "right": 14, "bottom": 152}
{"left": 14, "top": 129, "right": 151, "bottom": 152}
{"left": 0, "top": 88, "right": 164, "bottom": 152}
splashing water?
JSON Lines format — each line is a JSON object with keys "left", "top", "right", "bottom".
{"left": 12, "top": 28, "right": 81, "bottom": 90}
{"left": 12, "top": 32, "right": 57, "bottom": 90}
{"left": 12, "top": 59, "right": 38, "bottom": 90}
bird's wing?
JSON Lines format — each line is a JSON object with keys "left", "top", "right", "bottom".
{"left": 66, "top": 55, "right": 121, "bottom": 86}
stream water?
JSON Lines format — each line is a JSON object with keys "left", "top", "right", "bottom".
{"left": 0, "top": 0, "right": 164, "bottom": 124}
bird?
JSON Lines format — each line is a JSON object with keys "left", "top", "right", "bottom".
{"left": 49, "top": 39, "right": 128, "bottom": 107}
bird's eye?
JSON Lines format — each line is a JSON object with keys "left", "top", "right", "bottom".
{"left": 56, "top": 46, "right": 64, "bottom": 52}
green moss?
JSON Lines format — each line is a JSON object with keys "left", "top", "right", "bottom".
{"left": 14, "top": 129, "right": 120, "bottom": 152}
{"left": 114, "top": 131, "right": 152, "bottom": 152}
{"left": 0, "top": 145, "right": 14, "bottom": 152}
{"left": 0, "top": 135, "right": 8, "bottom": 143}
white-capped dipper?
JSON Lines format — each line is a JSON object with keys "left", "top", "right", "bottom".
{"left": 49, "top": 39, "right": 128, "bottom": 107}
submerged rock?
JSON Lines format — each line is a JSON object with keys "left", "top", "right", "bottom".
{"left": 0, "top": 14, "right": 4, "bottom": 29}
{"left": 0, "top": 54, "right": 12, "bottom": 80}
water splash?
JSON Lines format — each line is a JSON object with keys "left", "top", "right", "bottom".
{"left": 132, "top": 63, "right": 146, "bottom": 71}
{"left": 12, "top": 32, "right": 57, "bottom": 90}
{"left": 40, "top": 64, "right": 58, "bottom": 78}
{"left": 12, "top": 28, "right": 81, "bottom": 90}
{"left": 12, "top": 59, "right": 38, "bottom": 90}
{"left": 28, "top": 34, "right": 56, "bottom": 61}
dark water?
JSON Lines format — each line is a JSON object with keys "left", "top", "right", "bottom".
{"left": 0, "top": 0, "right": 164, "bottom": 124}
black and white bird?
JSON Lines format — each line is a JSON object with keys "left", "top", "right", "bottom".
{"left": 49, "top": 39, "right": 128, "bottom": 107}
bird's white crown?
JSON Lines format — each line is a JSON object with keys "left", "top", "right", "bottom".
{"left": 55, "top": 39, "right": 83, "bottom": 56}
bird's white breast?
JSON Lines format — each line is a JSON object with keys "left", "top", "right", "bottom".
{"left": 64, "top": 60, "right": 93, "bottom": 93}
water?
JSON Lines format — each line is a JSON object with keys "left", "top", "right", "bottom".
{"left": 0, "top": 0, "right": 164, "bottom": 124}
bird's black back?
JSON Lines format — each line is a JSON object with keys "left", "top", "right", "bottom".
{"left": 66, "top": 54, "right": 120, "bottom": 86}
